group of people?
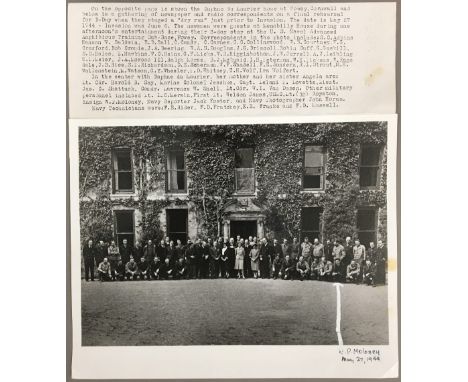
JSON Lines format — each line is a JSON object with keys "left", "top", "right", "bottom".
{"left": 82, "top": 235, "right": 387, "bottom": 286}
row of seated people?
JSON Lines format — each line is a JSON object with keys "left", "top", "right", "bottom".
{"left": 95, "top": 254, "right": 380, "bottom": 286}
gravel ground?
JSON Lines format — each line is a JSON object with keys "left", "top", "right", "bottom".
{"left": 81, "top": 279, "right": 388, "bottom": 346}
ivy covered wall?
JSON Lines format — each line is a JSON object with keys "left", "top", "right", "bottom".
{"left": 79, "top": 122, "right": 387, "bottom": 244}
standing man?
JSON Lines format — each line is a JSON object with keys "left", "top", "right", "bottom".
{"left": 343, "top": 236, "right": 353, "bottom": 267}
{"left": 226, "top": 238, "right": 236, "bottom": 278}
{"left": 156, "top": 239, "right": 167, "bottom": 263}
{"left": 272, "top": 239, "right": 283, "bottom": 258}
{"left": 186, "top": 240, "right": 197, "bottom": 279}
{"left": 175, "top": 239, "right": 185, "bottom": 261}
{"left": 353, "top": 239, "right": 366, "bottom": 265}
{"left": 83, "top": 239, "right": 96, "bottom": 282}
{"left": 324, "top": 239, "right": 334, "bottom": 262}
{"left": 95, "top": 240, "right": 107, "bottom": 269}
{"left": 200, "top": 241, "right": 210, "bottom": 279}
{"left": 107, "top": 240, "right": 120, "bottom": 281}
{"left": 210, "top": 241, "right": 220, "bottom": 279}
{"left": 120, "top": 238, "right": 133, "bottom": 265}
{"left": 312, "top": 238, "right": 324, "bottom": 264}
{"left": 333, "top": 239, "right": 346, "bottom": 262}
{"left": 301, "top": 237, "right": 312, "bottom": 264}
{"left": 367, "top": 242, "right": 377, "bottom": 264}
{"left": 290, "top": 237, "right": 300, "bottom": 261}
{"left": 258, "top": 238, "right": 271, "bottom": 279}
{"left": 281, "top": 239, "right": 291, "bottom": 258}
{"left": 143, "top": 239, "right": 156, "bottom": 263}
{"left": 375, "top": 240, "right": 388, "bottom": 285}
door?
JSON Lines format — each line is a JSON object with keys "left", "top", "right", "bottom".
{"left": 230, "top": 220, "right": 257, "bottom": 240}
{"left": 166, "top": 209, "right": 188, "bottom": 244}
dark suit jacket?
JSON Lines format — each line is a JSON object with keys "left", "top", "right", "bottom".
{"left": 83, "top": 245, "right": 95, "bottom": 264}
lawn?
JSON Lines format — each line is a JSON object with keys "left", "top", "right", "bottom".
{"left": 81, "top": 279, "right": 388, "bottom": 346}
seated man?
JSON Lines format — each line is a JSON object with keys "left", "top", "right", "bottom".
{"left": 309, "top": 257, "right": 320, "bottom": 280}
{"left": 158, "top": 258, "right": 174, "bottom": 280}
{"left": 174, "top": 257, "right": 187, "bottom": 280}
{"left": 362, "top": 259, "right": 376, "bottom": 286}
{"left": 115, "top": 260, "right": 126, "bottom": 281}
{"left": 332, "top": 258, "right": 345, "bottom": 282}
{"left": 97, "top": 258, "right": 112, "bottom": 282}
{"left": 296, "top": 256, "right": 310, "bottom": 281}
{"left": 272, "top": 253, "right": 283, "bottom": 279}
{"left": 317, "top": 256, "right": 327, "bottom": 281}
{"left": 150, "top": 257, "right": 161, "bottom": 280}
{"left": 138, "top": 257, "right": 150, "bottom": 280}
{"left": 281, "top": 254, "right": 296, "bottom": 280}
{"left": 322, "top": 260, "right": 334, "bottom": 281}
{"left": 125, "top": 257, "right": 139, "bottom": 281}
{"left": 346, "top": 260, "right": 361, "bottom": 283}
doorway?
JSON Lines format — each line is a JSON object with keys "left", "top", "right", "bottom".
{"left": 230, "top": 220, "right": 257, "bottom": 240}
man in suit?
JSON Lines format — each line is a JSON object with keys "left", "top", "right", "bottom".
{"left": 324, "top": 239, "right": 334, "bottom": 262}
{"left": 281, "top": 238, "right": 291, "bottom": 258}
{"left": 332, "top": 239, "right": 346, "bottom": 262}
{"left": 139, "top": 257, "right": 150, "bottom": 280}
{"left": 83, "top": 239, "right": 96, "bottom": 282}
{"left": 143, "top": 240, "right": 156, "bottom": 263}
{"left": 258, "top": 238, "right": 271, "bottom": 279}
{"left": 272, "top": 239, "right": 283, "bottom": 259}
{"left": 159, "top": 258, "right": 174, "bottom": 280}
{"left": 209, "top": 241, "right": 220, "bottom": 279}
{"left": 150, "top": 256, "right": 161, "bottom": 280}
{"left": 343, "top": 236, "right": 353, "bottom": 267}
{"left": 362, "top": 259, "right": 376, "bottom": 286}
{"left": 272, "top": 253, "right": 283, "bottom": 279}
{"left": 175, "top": 257, "right": 187, "bottom": 279}
{"left": 375, "top": 240, "right": 387, "bottom": 285}
{"left": 95, "top": 240, "right": 107, "bottom": 269}
{"left": 120, "top": 238, "right": 133, "bottom": 265}
{"left": 185, "top": 240, "right": 197, "bottom": 279}
{"left": 226, "top": 238, "right": 236, "bottom": 278}
{"left": 156, "top": 240, "right": 167, "bottom": 263}
{"left": 200, "top": 241, "right": 211, "bottom": 279}
{"left": 312, "top": 238, "right": 324, "bottom": 264}
{"left": 281, "top": 254, "right": 296, "bottom": 280}
{"left": 332, "top": 258, "right": 345, "bottom": 282}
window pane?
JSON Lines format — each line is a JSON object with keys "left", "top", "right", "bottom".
{"left": 360, "top": 167, "right": 378, "bottom": 187}
{"left": 167, "top": 209, "right": 188, "bottom": 243}
{"left": 304, "top": 175, "right": 321, "bottom": 189}
{"left": 304, "top": 146, "right": 324, "bottom": 167}
{"left": 175, "top": 152, "right": 185, "bottom": 169}
{"left": 118, "top": 172, "right": 133, "bottom": 190}
{"left": 235, "top": 148, "right": 254, "bottom": 168}
{"left": 176, "top": 171, "right": 185, "bottom": 190}
{"left": 301, "top": 207, "right": 321, "bottom": 231}
{"left": 116, "top": 151, "right": 132, "bottom": 170}
{"left": 116, "top": 211, "right": 134, "bottom": 233}
{"left": 361, "top": 146, "right": 381, "bottom": 166}
{"left": 235, "top": 168, "right": 255, "bottom": 192}
{"left": 357, "top": 209, "right": 376, "bottom": 231}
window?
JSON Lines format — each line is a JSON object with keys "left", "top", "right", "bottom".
{"left": 301, "top": 207, "right": 323, "bottom": 242}
{"left": 112, "top": 148, "right": 133, "bottom": 193}
{"left": 359, "top": 145, "right": 382, "bottom": 189}
{"left": 235, "top": 148, "right": 255, "bottom": 194}
{"left": 303, "top": 145, "right": 326, "bottom": 190}
{"left": 167, "top": 209, "right": 188, "bottom": 244}
{"left": 166, "top": 149, "right": 186, "bottom": 192}
{"left": 114, "top": 210, "right": 135, "bottom": 247}
{"left": 357, "top": 208, "right": 377, "bottom": 248}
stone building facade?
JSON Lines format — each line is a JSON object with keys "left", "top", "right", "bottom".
{"left": 79, "top": 123, "right": 387, "bottom": 247}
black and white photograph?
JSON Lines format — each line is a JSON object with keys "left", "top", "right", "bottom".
{"left": 77, "top": 121, "right": 391, "bottom": 347}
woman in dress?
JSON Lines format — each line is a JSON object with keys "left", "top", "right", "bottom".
{"left": 249, "top": 243, "right": 259, "bottom": 278}
{"left": 234, "top": 241, "right": 245, "bottom": 279}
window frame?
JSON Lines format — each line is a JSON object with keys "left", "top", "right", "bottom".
{"left": 165, "top": 148, "right": 187, "bottom": 194}
{"left": 113, "top": 209, "right": 135, "bottom": 246}
{"left": 111, "top": 147, "right": 134, "bottom": 194}
{"left": 302, "top": 145, "right": 327, "bottom": 191}
{"left": 359, "top": 144, "right": 383, "bottom": 190}
{"left": 234, "top": 147, "right": 255, "bottom": 195}
{"left": 356, "top": 207, "right": 378, "bottom": 247}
